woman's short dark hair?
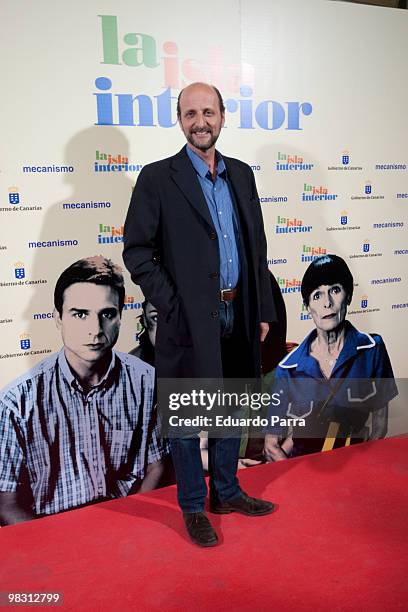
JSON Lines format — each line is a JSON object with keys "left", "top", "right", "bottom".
{"left": 301, "top": 254, "right": 354, "bottom": 306}
{"left": 54, "top": 256, "right": 125, "bottom": 316}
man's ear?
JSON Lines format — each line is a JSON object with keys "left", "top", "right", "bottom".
{"left": 221, "top": 112, "right": 225, "bottom": 128}
{"left": 53, "top": 308, "right": 62, "bottom": 330}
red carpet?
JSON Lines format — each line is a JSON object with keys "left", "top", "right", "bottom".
{"left": 1, "top": 437, "right": 407, "bottom": 611}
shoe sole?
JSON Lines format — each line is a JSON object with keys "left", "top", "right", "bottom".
{"left": 210, "top": 505, "right": 275, "bottom": 516}
{"left": 209, "top": 507, "right": 234, "bottom": 515}
{"left": 188, "top": 535, "right": 219, "bottom": 547}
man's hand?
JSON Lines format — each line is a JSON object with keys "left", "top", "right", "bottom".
{"left": 263, "top": 433, "right": 289, "bottom": 462}
{"left": 260, "top": 322, "right": 269, "bottom": 342}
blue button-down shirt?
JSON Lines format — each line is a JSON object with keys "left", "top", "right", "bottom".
{"left": 186, "top": 146, "right": 240, "bottom": 289}
{"left": 0, "top": 349, "right": 168, "bottom": 516}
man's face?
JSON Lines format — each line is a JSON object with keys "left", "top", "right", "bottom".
{"left": 178, "top": 83, "right": 225, "bottom": 154}
{"left": 55, "top": 282, "right": 121, "bottom": 369}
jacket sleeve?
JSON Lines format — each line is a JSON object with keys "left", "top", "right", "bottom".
{"left": 123, "top": 165, "right": 179, "bottom": 321}
{"left": 249, "top": 170, "right": 277, "bottom": 323}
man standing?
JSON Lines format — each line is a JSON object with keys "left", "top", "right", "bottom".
{"left": 123, "top": 82, "right": 276, "bottom": 547}
{"left": 0, "top": 256, "right": 168, "bottom": 525}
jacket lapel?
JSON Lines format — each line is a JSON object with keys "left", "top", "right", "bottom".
{"left": 223, "top": 158, "right": 254, "bottom": 234}
{"left": 170, "top": 148, "right": 215, "bottom": 231}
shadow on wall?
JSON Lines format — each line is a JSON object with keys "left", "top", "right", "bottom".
{"left": 23, "top": 126, "right": 135, "bottom": 366}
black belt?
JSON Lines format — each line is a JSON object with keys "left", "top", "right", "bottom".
{"left": 220, "top": 287, "right": 238, "bottom": 302}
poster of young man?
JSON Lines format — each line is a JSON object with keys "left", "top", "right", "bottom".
{"left": 0, "top": 256, "right": 169, "bottom": 526}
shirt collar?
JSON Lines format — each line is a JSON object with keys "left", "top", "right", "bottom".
{"left": 278, "top": 321, "right": 376, "bottom": 377}
{"left": 185, "top": 145, "right": 226, "bottom": 179}
{"left": 278, "top": 330, "right": 320, "bottom": 376}
{"left": 57, "top": 348, "right": 117, "bottom": 393}
{"left": 332, "top": 322, "right": 376, "bottom": 372}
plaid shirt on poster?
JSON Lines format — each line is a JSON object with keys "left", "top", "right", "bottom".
{"left": 0, "top": 349, "right": 168, "bottom": 516}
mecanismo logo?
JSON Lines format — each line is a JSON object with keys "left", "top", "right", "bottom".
{"left": 33, "top": 312, "right": 53, "bottom": 320}
{"left": 260, "top": 195, "right": 288, "bottom": 204}
{"left": 63, "top": 200, "right": 111, "bottom": 210}
{"left": 22, "top": 164, "right": 74, "bottom": 173}
{"left": 275, "top": 216, "right": 312, "bottom": 234}
{"left": 268, "top": 257, "right": 288, "bottom": 266}
{"left": 28, "top": 239, "right": 79, "bottom": 249}
{"left": 373, "top": 220, "right": 404, "bottom": 230}
{"left": 371, "top": 276, "right": 401, "bottom": 286}
{"left": 95, "top": 16, "right": 313, "bottom": 131}
{"left": 94, "top": 150, "right": 143, "bottom": 173}
{"left": 301, "top": 184, "right": 337, "bottom": 202}
{"left": 97, "top": 223, "right": 124, "bottom": 244}
{"left": 392, "top": 302, "right": 408, "bottom": 310}
{"left": 275, "top": 152, "right": 314, "bottom": 171}
{"left": 375, "top": 163, "right": 406, "bottom": 171}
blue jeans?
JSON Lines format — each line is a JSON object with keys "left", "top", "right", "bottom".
{"left": 170, "top": 436, "right": 241, "bottom": 512}
{"left": 169, "top": 299, "right": 242, "bottom": 513}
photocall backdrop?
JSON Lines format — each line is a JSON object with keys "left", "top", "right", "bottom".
{"left": 1, "top": 0, "right": 407, "bottom": 433}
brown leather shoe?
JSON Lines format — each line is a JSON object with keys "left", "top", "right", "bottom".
{"left": 183, "top": 512, "right": 218, "bottom": 547}
{"left": 210, "top": 492, "right": 275, "bottom": 516}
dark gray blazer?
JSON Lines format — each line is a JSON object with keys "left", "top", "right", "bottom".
{"left": 123, "top": 146, "right": 276, "bottom": 378}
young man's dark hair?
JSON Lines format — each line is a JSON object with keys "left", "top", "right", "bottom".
{"left": 54, "top": 255, "right": 125, "bottom": 316}
{"left": 176, "top": 84, "right": 225, "bottom": 118}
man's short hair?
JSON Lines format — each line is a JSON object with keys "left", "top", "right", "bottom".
{"left": 54, "top": 256, "right": 125, "bottom": 315}
{"left": 177, "top": 84, "right": 225, "bottom": 118}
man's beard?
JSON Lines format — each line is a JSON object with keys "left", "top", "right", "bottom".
{"left": 186, "top": 128, "right": 219, "bottom": 152}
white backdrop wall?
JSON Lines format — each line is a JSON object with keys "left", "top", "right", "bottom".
{"left": 1, "top": 0, "right": 407, "bottom": 430}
